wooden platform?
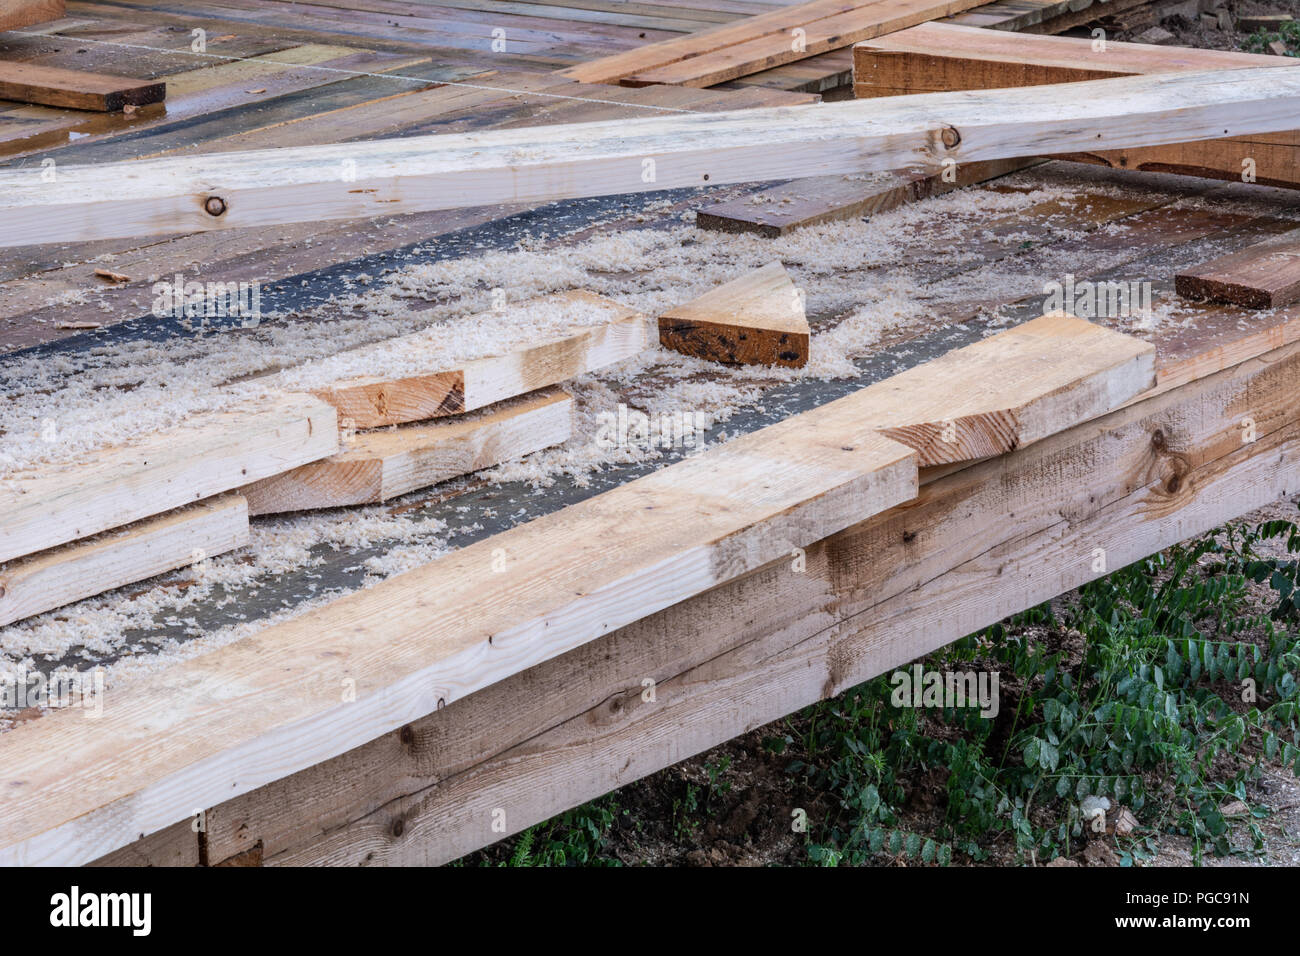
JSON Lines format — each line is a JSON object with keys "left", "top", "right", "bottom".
{"left": 2, "top": 0, "right": 1298, "bottom": 868}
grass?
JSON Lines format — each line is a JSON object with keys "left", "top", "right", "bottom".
{"left": 467, "top": 502, "right": 1300, "bottom": 866}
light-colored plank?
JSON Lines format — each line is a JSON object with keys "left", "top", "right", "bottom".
{"left": 1176, "top": 230, "right": 1300, "bottom": 309}
{"left": 242, "top": 389, "right": 573, "bottom": 515}
{"left": 852, "top": 24, "right": 1300, "bottom": 187}
{"left": 4, "top": 67, "right": 1300, "bottom": 246}
{"left": 0, "top": 497, "right": 249, "bottom": 627}
{"left": 624, "top": 0, "right": 993, "bottom": 87}
{"left": 0, "top": 0, "right": 64, "bottom": 32}
{"left": 695, "top": 158, "right": 1040, "bottom": 237}
{"left": 0, "top": 394, "right": 337, "bottom": 565}
{"left": 0, "top": 315, "right": 1156, "bottom": 865}
{"left": 298, "top": 292, "right": 645, "bottom": 428}
{"left": 657, "top": 261, "right": 810, "bottom": 367}
{"left": 0, "top": 62, "right": 165, "bottom": 112}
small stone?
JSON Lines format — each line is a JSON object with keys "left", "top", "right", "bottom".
{"left": 1221, "top": 800, "right": 1249, "bottom": 818}
{"left": 1084, "top": 840, "right": 1120, "bottom": 866}
{"left": 1200, "top": 12, "right": 1220, "bottom": 28}
{"left": 1268, "top": 40, "right": 1290, "bottom": 55}
{"left": 1113, "top": 807, "right": 1139, "bottom": 837}
{"left": 1135, "top": 26, "right": 1176, "bottom": 44}
{"left": 1047, "top": 856, "right": 1080, "bottom": 867}
{"left": 1216, "top": 9, "right": 1234, "bottom": 31}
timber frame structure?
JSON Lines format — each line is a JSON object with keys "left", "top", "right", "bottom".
{"left": 0, "top": 0, "right": 1297, "bottom": 867}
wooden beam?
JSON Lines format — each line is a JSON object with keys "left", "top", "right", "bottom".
{"left": 118, "top": 337, "right": 1300, "bottom": 868}
{"left": 852, "top": 23, "right": 1300, "bottom": 188}
{"left": 0, "top": 0, "right": 64, "bottom": 32}
{"left": 1175, "top": 230, "right": 1300, "bottom": 309}
{"left": 622, "top": 0, "right": 995, "bottom": 88}
{"left": 0, "top": 497, "right": 248, "bottom": 627}
{"left": 0, "top": 315, "right": 1154, "bottom": 865}
{"left": 0, "top": 62, "right": 166, "bottom": 112}
{"left": 852, "top": 22, "right": 1292, "bottom": 99}
{"left": 300, "top": 292, "right": 645, "bottom": 429}
{"left": 694, "top": 158, "right": 1041, "bottom": 237}
{"left": 242, "top": 389, "right": 572, "bottom": 515}
{"left": 657, "top": 261, "right": 810, "bottom": 367}
{"left": 3, "top": 68, "right": 1300, "bottom": 247}
{"left": 0, "top": 395, "right": 336, "bottom": 565}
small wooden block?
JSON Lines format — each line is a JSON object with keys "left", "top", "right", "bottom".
{"left": 0, "top": 62, "right": 166, "bottom": 112}
{"left": 1175, "top": 232, "right": 1300, "bottom": 308}
{"left": 658, "top": 261, "right": 810, "bottom": 368}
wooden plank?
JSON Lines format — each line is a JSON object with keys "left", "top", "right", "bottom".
{"left": 695, "top": 158, "right": 1040, "bottom": 237}
{"left": 0, "top": 61, "right": 165, "bottom": 112}
{"left": 558, "top": 0, "right": 881, "bottom": 84}
{"left": 0, "top": 0, "right": 64, "bottom": 32}
{"left": 1175, "top": 230, "right": 1300, "bottom": 309}
{"left": 852, "top": 22, "right": 1291, "bottom": 98}
{"left": 0, "top": 394, "right": 337, "bottom": 565}
{"left": 0, "top": 497, "right": 249, "bottom": 627}
{"left": 298, "top": 291, "right": 646, "bottom": 429}
{"left": 623, "top": 0, "right": 994, "bottom": 87}
{"left": 0, "top": 315, "right": 1156, "bottom": 865}
{"left": 4, "top": 67, "right": 1300, "bottom": 246}
{"left": 241, "top": 388, "right": 573, "bottom": 515}
{"left": 657, "top": 261, "right": 810, "bottom": 367}
{"left": 165, "top": 338, "right": 1300, "bottom": 868}
{"left": 851, "top": 24, "right": 1300, "bottom": 188}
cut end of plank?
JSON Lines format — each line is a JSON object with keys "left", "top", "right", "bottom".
{"left": 870, "top": 313, "right": 1156, "bottom": 466}
{"left": 657, "top": 261, "right": 810, "bottom": 368}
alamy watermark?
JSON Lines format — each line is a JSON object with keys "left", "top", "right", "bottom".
{"left": 1043, "top": 274, "right": 1152, "bottom": 320}
{"left": 152, "top": 274, "right": 262, "bottom": 326}
{"left": 594, "top": 403, "right": 709, "bottom": 454}
{"left": 1, "top": 668, "right": 104, "bottom": 718}
{"left": 890, "top": 664, "right": 999, "bottom": 718}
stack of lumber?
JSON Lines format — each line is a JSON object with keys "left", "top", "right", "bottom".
{"left": 0, "top": 292, "right": 647, "bottom": 625}
{"left": 0, "top": 313, "right": 1162, "bottom": 864}
{"left": 853, "top": 23, "right": 1300, "bottom": 188}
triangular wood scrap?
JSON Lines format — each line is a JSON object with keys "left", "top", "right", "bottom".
{"left": 657, "top": 261, "right": 810, "bottom": 368}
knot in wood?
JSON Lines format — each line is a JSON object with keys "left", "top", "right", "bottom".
{"left": 203, "top": 196, "right": 228, "bottom": 217}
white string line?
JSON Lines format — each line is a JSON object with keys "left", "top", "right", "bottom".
{"left": 7, "top": 28, "right": 707, "bottom": 114}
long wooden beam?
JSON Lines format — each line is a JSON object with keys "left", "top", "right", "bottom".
{"left": 101, "top": 337, "right": 1300, "bottom": 867}
{"left": 0, "top": 315, "right": 1152, "bottom": 865}
{"left": 3, "top": 69, "right": 1300, "bottom": 247}
{"left": 0, "top": 0, "right": 64, "bottom": 32}
{"left": 852, "top": 24, "right": 1300, "bottom": 188}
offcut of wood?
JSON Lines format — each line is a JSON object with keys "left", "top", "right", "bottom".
{"left": 694, "top": 158, "right": 1041, "bottom": 237}
{"left": 0, "top": 314, "right": 1156, "bottom": 865}
{"left": 4, "top": 67, "right": 1300, "bottom": 245}
{"left": 0, "top": 497, "right": 249, "bottom": 627}
{"left": 301, "top": 291, "right": 645, "bottom": 428}
{"left": 1175, "top": 229, "right": 1300, "bottom": 309}
{"left": 0, "top": 62, "right": 166, "bottom": 112}
{"left": 657, "top": 261, "right": 810, "bottom": 367}
{"left": 242, "top": 388, "right": 573, "bottom": 515}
